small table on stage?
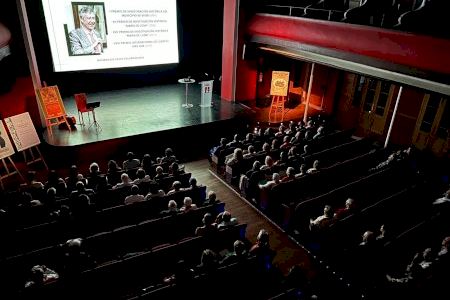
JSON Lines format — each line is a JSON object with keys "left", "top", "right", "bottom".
{"left": 178, "top": 78, "right": 195, "bottom": 108}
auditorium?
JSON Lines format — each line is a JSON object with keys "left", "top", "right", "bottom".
{"left": 0, "top": 0, "right": 448, "bottom": 299}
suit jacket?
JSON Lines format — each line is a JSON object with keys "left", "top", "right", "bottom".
{"left": 69, "top": 28, "right": 102, "bottom": 55}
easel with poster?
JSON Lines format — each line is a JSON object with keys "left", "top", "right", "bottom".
{"left": 4, "top": 112, "right": 48, "bottom": 170}
{"left": 36, "top": 85, "right": 71, "bottom": 134}
{"left": 0, "top": 121, "right": 24, "bottom": 189}
{"left": 269, "top": 71, "right": 290, "bottom": 123}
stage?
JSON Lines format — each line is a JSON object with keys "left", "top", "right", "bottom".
{"left": 43, "top": 84, "right": 251, "bottom": 147}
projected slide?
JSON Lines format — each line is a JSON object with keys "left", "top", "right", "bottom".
{"left": 41, "top": 0, "right": 179, "bottom": 72}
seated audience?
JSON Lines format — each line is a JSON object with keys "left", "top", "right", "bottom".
{"left": 195, "top": 212, "right": 218, "bottom": 236}
{"left": 65, "top": 165, "right": 84, "bottom": 192}
{"left": 62, "top": 238, "right": 95, "bottom": 278}
{"left": 167, "top": 181, "right": 182, "bottom": 195}
{"left": 221, "top": 240, "right": 248, "bottom": 266}
{"left": 243, "top": 145, "right": 256, "bottom": 159}
{"left": 307, "top": 160, "right": 320, "bottom": 174}
{"left": 260, "top": 156, "right": 274, "bottom": 171}
{"left": 159, "top": 147, "right": 177, "bottom": 164}
{"left": 163, "top": 259, "right": 194, "bottom": 286}
{"left": 217, "top": 210, "right": 238, "bottom": 229}
{"left": 144, "top": 189, "right": 165, "bottom": 201}
{"left": 180, "top": 197, "right": 197, "bottom": 213}
{"left": 123, "top": 151, "right": 141, "bottom": 171}
{"left": 124, "top": 185, "right": 145, "bottom": 205}
{"left": 259, "top": 173, "right": 281, "bottom": 190}
{"left": 70, "top": 181, "right": 94, "bottom": 204}
{"left": 280, "top": 135, "right": 292, "bottom": 150}
{"left": 203, "top": 191, "right": 219, "bottom": 206}
{"left": 334, "top": 198, "right": 356, "bottom": 220}
{"left": 132, "top": 168, "right": 151, "bottom": 185}
{"left": 226, "top": 148, "right": 243, "bottom": 167}
{"left": 154, "top": 166, "right": 168, "bottom": 181}
{"left": 249, "top": 229, "right": 276, "bottom": 267}
{"left": 212, "top": 137, "right": 227, "bottom": 157}
{"left": 281, "top": 167, "right": 296, "bottom": 183}
{"left": 45, "top": 170, "right": 62, "bottom": 190}
{"left": 227, "top": 134, "right": 243, "bottom": 148}
{"left": 160, "top": 200, "right": 179, "bottom": 216}
{"left": 169, "top": 162, "right": 185, "bottom": 176}
{"left": 183, "top": 177, "right": 204, "bottom": 203}
{"left": 106, "top": 160, "right": 122, "bottom": 185}
{"left": 274, "top": 151, "right": 289, "bottom": 166}
{"left": 141, "top": 153, "right": 154, "bottom": 173}
{"left": 310, "top": 205, "right": 334, "bottom": 230}
{"left": 86, "top": 162, "right": 104, "bottom": 190}
{"left": 257, "top": 142, "right": 271, "bottom": 156}
{"left": 113, "top": 173, "right": 132, "bottom": 189}
{"left": 197, "top": 249, "right": 219, "bottom": 274}
{"left": 295, "top": 164, "right": 308, "bottom": 178}
{"left": 24, "top": 265, "right": 59, "bottom": 289}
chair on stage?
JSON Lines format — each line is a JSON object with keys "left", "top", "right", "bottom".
{"left": 74, "top": 93, "right": 101, "bottom": 130}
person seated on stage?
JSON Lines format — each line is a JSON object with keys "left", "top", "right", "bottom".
{"left": 243, "top": 145, "right": 256, "bottom": 159}
{"left": 180, "top": 197, "right": 197, "bottom": 213}
{"left": 195, "top": 212, "right": 218, "bottom": 237}
{"left": 307, "top": 160, "right": 320, "bottom": 174}
{"left": 113, "top": 173, "right": 132, "bottom": 190}
{"left": 160, "top": 200, "right": 179, "bottom": 216}
{"left": 124, "top": 185, "right": 145, "bottom": 205}
{"left": 169, "top": 162, "right": 185, "bottom": 177}
{"left": 217, "top": 211, "right": 238, "bottom": 229}
{"left": 123, "top": 152, "right": 141, "bottom": 171}
{"left": 334, "top": 198, "right": 357, "bottom": 220}
{"left": 167, "top": 181, "right": 182, "bottom": 196}
{"left": 203, "top": 190, "right": 219, "bottom": 206}
{"left": 154, "top": 166, "right": 169, "bottom": 181}
{"left": 309, "top": 205, "right": 334, "bottom": 231}
{"left": 140, "top": 153, "right": 154, "bottom": 174}
{"left": 227, "top": 134, "right": 243, "bottom": 149}
{"left": 132, "top": 168, "right": 151, "bottom": 185}
{"left": 281, "top": 167, "right": 296, "bottom": 183}
{"left": 159, "top": 148, "right": 177, "bottom": 164}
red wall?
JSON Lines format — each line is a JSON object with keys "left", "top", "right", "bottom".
{"left": 247, "top": 14, "right": 450, "bottom": 75}
{"left": 0, "top": 76, "right": 40, "bottom": 128}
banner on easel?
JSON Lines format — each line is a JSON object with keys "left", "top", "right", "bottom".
{"left": 270, "top": 71, "right": 290, "bottom": 97}
{"left": 0, "top": 122, "right": 15, "bottom": 160}
{"left": 36, "top": 85, "right": 67, "bottom": 119}
{"left": 4, "top": 112, "right": 41, "bottom": 152}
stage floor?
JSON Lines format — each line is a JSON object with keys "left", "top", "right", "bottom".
{"left": 43, "top": 84, "right": 250, "bottom": 147}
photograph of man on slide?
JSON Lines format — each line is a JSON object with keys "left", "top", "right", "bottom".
{"left": 68, "top": 4, "right": 106, "bottom": 55}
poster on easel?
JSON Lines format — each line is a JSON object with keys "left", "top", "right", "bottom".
{"left": 36, "top": 85, "right": 66, "bottom": 119}
{"left": 0, "top": 122, "right": 15, "bottom": 160}
{"left": 4, "top": 112, "right": 41, "bottom": 152}
{"left": 270, "top": 71, "right": 290, "bottom": 96}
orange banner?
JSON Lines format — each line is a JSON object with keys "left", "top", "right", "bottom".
{"left": 36, "top": 86, "right": 66, "bottom": 119}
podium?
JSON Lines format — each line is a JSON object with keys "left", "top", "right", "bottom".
{"left": 178, "top": 78, "right": 196, "bottom": 108}
{"left": 199, "top": 80, "right": 214, "bottom": 107}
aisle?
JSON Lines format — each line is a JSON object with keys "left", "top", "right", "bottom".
{"left": 184, "top": 159, "right": 315, "bottom": 276}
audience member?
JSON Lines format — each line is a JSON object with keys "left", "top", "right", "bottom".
{"left": 217, "top": 211, "right": 238, "bottom": 229}
{"left": 221, "top": 240, "right": 248, "bottom": 265}
{"left": 195, "top": 212, "right": 218, "bottom": 236}
{"left": 226, "top": 148, "right": 243, "bottom": 167}
{"left": 249, "top": 229, "right": 276, "bottom": 267}
{"left": 154, "top": 166, "right": 168, "bottom": 181}
{"left": 132, "top": 168, "right": 151, "bottom": 185}
{"left": 65, "top": 165, "right": 83, "bottom": 191}
{"left": 197, "top": 249, "right": 219, "bottom": 274}
{"left": 281, "top": 167, "right": 296, "bottom": 183}
{"left": 167, "top": 181, "right": 182, "bottom": 195}
{"left": 180, "top": 197, "right": 197, "bottom": 213}
{"left": 24, "top": 265, "right": 59, "bottom": 289}
{"left": 259, "top": 173, "right": 281, "bottom": 190}
{"left": 169, "top": 162, "right": 184, "bottom": 176}
{"left": 307, "top": 160, "right": 320, "bottom": 174}
{"left": 144, "top": 189, "right": 165, "bottom": 201}
{"left": 123, "top": 152, "right": 141, "bottom": 171}
{"left": 160, "top": 200, "right": 179, "bottom": 216}
{"left": 203, "top": 191, "right": 219, "bottom": 206}
{"left": 160, "top": 148, "right": 177, "bottom": 164}
{"left": 334, "top": 198, "right": 356, "bottom": 220}
{"left": 295, "top": 164, "right": 308, "bottom": 178}
{"left": 243, "top": 145, "right": 256, "bottom": 159}
{"left": 141, "top": 153, "right": 154, "bottom": 173}
{"left": 227, "top": 134, "right": 243, "bottom": 148}
{"left": 113, "top": 173, "right": 132, "bottom": 189}
{"left": 310, "top": 205, "right": 334, "bottom": 230}
{"left": 124, "top": 185, "right": 145, "bottom": 205}
{"left": 45, "top": 170, "right": 62, "bottom": 190}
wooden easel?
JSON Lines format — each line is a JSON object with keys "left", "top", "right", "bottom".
{"left": 45, "top": 115, "right": 71, "bottom": 136}
{"left": 22, "top": 145, "right": 48, "bottom": 170}
{"left": 268, "top": 95, "right": 286, "bottom": 123}
{"left": 0, "top": 157, "right": 24, "bottom": 189}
